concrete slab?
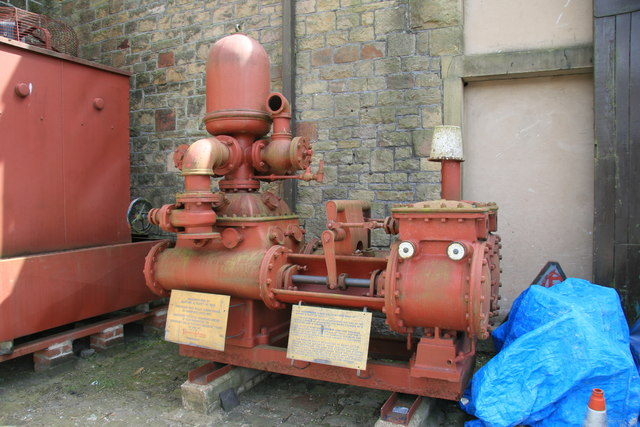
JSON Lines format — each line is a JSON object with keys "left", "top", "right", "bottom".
{"left": 0, "top": 340, "right": 13, "bottom": 355}
{"left": 181, "top": 366, "right": 269, "bottom": 415}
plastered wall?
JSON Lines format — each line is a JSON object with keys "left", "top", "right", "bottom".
{"left": 461, "top": 0, "right": 595, "bottom": 311}
{"left": 463, "top": 75, "right": 594, "bottom": 308}
{"left": 464, "top": 0, "right": 593, "bottom": 54}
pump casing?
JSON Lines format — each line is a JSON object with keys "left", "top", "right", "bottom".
{"left": 144, "top": 34, "right": 501, "bottom": 400}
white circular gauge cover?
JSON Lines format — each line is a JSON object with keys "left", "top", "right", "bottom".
{"left": 398, "top": 241, "right": 416, "bottom": 259}
{"left": 447, "top": 242, "right": 466, "bottom": 261}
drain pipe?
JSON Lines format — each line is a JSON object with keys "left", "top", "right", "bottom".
{"left": 282, "top": 0, "right": 297, "bottom": 208}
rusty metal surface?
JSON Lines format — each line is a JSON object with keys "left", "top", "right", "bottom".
{"left": 0, "top": 241, "right": 159, "bottom": 342}
{"left": 380, "top": 392, "right": 423, "bottom": 426}
{"left": 0, "top": 41, "right": 131, "bottom": 258}
{"left": 187, "top": 362, "right": 233, "bottom": 385}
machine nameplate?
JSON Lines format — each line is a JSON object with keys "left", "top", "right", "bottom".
{"left": 287, "top": 305, "right": 372, "bottom": 370}
{"left": 165, "top": 290, "right": 230, "bottom": 351}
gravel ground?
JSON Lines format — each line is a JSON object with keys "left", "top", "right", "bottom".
{"left": 0, "top": 325, "right": 485, "bottom": 426}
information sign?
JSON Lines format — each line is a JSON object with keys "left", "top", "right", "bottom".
{"left": 287, "top": 305, "right": 372, "bottom": 370}
{"left": 165, "top": 290, "right": 230, "bottom": 351}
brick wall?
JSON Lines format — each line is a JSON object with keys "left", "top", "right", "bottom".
{"left": 7, "top": 0, "right": 462, "bottom": 244}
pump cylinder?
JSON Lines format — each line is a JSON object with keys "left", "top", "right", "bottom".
{"left": 204, "top": 34, "right": 272, "bottom": 137}
{"left": 150, "top": 248, "right": 265, "bottom": 300}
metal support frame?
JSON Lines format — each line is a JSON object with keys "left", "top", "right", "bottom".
{"left": 380, "top": 392, "right": 423, "bottom": 426}
{"left": 188, "top": 362, "right": 234, "bottom": 385}
{"left": 0, "top": 306, "right": 166, "bottom": 363}
{"left": 180, "top": 339, "right": 474, "bottom": 401}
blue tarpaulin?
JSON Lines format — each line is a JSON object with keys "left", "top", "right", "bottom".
{"left": 630, "top": 319, "right": 640, "bottom": 370}
{"left": 460, "top": 278, "right": 640, "bottom": 426}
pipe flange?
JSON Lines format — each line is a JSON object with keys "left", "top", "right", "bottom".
{"left": 212, "top": 135, "right": 242, "bottom": 176}
{"left": 173, "top": 144, "right": 190, "bottom": 170}
{"left": 251, "top": 139, "right": 269, "bottom": 172}
{"left": 148, "top": 204, "right": 180, "bottom": 233}
{"left": 282, "top": 264, "right": 299, "bottom": 289}
{"left": 258, "top": 245, "right": 291, "bottom": 309}
{"left": 176, "top": 191, "right": 225, "bottom": 205}
{"left": 383, "top": 216, "right": 398, "bottom": 235}
{"left": 286, "top": 224, "right": 304, "bottom": 243}
{"left": 300, "top": 238, "right": 321, "bottom": 254}
{"left": 143, "top": 240, "right": 174, "bottom": 297}
{"left": 218, "top": 178, "right": 260, "bottom": 191}
{"left": 268, "top": 226, "right": 285, "bottom": 245}
{"left": 384, "top": 241, "right": 407, "bottom": 333}
{"left": 290, "top": 136, "right": 312, "bottom": 171}
{"left": 476, "top": 263, "right": 492, "bottom": 339}
{"left": 222, "top": 227, "right": 243, "bottom": 249}
{"left": 262, "top": 192, "right": 281, "bottom": 210}
{"left": 487, "top": 234, "right": 502, "bottom": 314}
{"left": 278, "top": 264, "right": 297, "bottom": 291}
{"left": 369, "top": 269, "right": 383, "bottom": 297}
{"left": 466, "top": 241, "right": 491, "bottom": 338}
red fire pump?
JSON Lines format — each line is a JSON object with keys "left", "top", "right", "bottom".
{"left": 143, "top": 34, "right": 501, "bottom": 400}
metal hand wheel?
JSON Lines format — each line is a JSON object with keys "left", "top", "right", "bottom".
{"left": 127, "top": 197, "right": 153, "bottom": 235}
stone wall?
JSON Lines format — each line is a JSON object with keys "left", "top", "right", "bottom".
{"left": 6, "top": 0, "right": 462, "bottom": 243}
{"left": 45, "top": 0, "right": 285, "bottom": 220}
{"left": 294, "top": 0, "right": 460, "bottom": 244}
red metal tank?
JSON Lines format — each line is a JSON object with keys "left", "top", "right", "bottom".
{"left": 204, "top": 33, "right": 271, "bottom": 137}
{"left": 0, "top": 37, "right": 158, "bottom": 350}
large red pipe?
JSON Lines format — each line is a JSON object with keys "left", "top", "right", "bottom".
{"left": 440, "top": 159, "right": 462, "bottom": 200}
{"left": 152, "top": 248, "right": 264, "bottom": 300}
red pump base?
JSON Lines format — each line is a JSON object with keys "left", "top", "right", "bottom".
{"left": 180, "top": 344, "right": 473, "bottom": 401}
{"left": 178, "top": 297, "right": 475, "bottom": 401}
{"left": 181, "top": 344, "right": 473, "bottom": 401}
